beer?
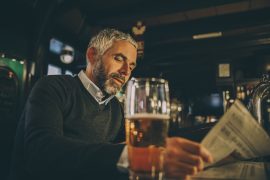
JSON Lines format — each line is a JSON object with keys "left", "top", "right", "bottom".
{"left": 125, "top": 77, "right": 170, "bottom": 179}
{"left": 126, "top": 114, "right": 170, "bottom": 178}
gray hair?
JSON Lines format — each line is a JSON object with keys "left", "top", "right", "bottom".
{"left": 88, "top": 28, "right": 138, "bottom": 56}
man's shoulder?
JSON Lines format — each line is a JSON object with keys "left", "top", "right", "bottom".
{"left": 37, "top": 75, "right": 78, "bottom": 86}
{"left": 32, "top": 75, "right": 79, "bottom": 94}
{"left": 41, "top": 74, "right": 76, "bottom": 81}
{"left": 29, "top": 75, "right": 80, "bottom": 101}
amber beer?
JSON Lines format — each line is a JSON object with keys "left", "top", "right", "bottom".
{"left": 126, "top": 114, "right": 170, "bottom": 179}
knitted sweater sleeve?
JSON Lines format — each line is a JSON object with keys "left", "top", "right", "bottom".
{"left": 23, "top": 77, "right": 125, "bottom": 179}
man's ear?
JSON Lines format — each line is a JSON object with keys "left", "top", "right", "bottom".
{"left": 86, "top": 47, "right": 97, "bottom": 64}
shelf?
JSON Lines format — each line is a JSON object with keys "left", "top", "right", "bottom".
{"left": 235, "top": 78, "right": 260, "bottom": 86}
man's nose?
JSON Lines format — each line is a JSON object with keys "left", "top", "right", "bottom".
{"left": 119, "top": 62, "right": 130, "bottom": 76}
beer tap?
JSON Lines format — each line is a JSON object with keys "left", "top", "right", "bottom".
{"left": 248, "top": 74, "right": 270, "bottom": 133}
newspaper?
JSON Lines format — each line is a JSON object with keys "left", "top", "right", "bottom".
{"left": 193, "top": 100, "right": 270, "bottom": 179}
{"left": 193, "top": 162, "right": 267, "bottom": 180}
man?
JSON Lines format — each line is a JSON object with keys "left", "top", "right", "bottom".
{"left": 9, "top": 29, "right": 212, "bottom": 180}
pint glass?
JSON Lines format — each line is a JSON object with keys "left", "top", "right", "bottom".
{"left": 125, "top": 78, "right": 170, "bottom": 180}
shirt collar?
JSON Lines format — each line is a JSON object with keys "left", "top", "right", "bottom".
{"left": 78, "top": 70, "right": 114, "bottom": 105}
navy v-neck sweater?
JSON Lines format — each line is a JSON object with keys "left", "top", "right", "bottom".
{"left": 9, "top": 75, "right": 125, "bottom": 180}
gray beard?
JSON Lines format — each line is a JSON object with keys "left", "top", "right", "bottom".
{"left": 93, "top": 59, "right": 121, "bottom": 95}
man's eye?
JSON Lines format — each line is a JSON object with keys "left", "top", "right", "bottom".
{"left": 114, "top": 55, "right": 124, "bottom": 61}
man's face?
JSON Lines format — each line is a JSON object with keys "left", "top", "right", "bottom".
{"left": 93, "top": 40, "right": 137, "bottom": 95}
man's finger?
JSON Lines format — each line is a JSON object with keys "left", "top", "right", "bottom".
{"left": 182, "top": 142, "right": 213, "bottom": 163}
{"left": 167, "top": 138, "right": 213, "bottom": 163}
{"left": 165, "top": 147, "right": 204, "bottom": 170}
{"left": 165, "top": 158, "right": 198, "bottom": 175}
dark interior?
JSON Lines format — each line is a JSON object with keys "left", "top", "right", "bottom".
{"left": 2, "top": 0, "right": 270, "bottom": 97}
{"left": 1, "top": 0, "right": 270, "bottom": 179}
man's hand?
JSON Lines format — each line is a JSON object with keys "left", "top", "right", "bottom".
{"left": 164, "top": 137, "right": 213, "bottom": 180}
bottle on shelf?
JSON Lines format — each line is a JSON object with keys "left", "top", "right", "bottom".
{"left": 223, "top": 90, "right": 234, "bottom": 112}
{"left": 236, "top": 86, "right": 242, "bottom": 100}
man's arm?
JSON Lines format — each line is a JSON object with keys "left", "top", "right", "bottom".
{"left": 23, "top": 77, "right": 124, "bottom": 179}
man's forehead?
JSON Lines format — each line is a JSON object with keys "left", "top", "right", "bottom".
{"left": 109, "top": 40, "right": 137, "bottom": 56}
{"left": 112, "top": 40, "right": 137, "bottom": 49}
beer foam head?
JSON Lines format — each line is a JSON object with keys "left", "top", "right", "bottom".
{"left": 125, "top": 113, "right": 170, "bottom": 120}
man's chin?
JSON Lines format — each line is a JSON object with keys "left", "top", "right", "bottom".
{"left": 104, "top": 84, "right": 121, "bottom": 95}
{"left": 104, "top": 87, "right": 118, "bottom": 95}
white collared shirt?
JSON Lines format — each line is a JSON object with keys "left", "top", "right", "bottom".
{"left": 78, "top": 70, "right": 114, "bottom": 105}
{"left": 78, "top": 70, "right": 128, "bottom": 171}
